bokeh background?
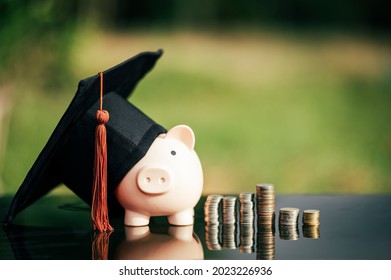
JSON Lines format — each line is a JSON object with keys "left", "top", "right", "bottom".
{"left": 0, "top": 0, "right": 390, "bottom": 196}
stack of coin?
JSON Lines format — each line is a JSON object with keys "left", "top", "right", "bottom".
{"left": 204, "top": 194, "right": 223, "bottom": 225}
{"left": 279, "top": 224, "right": 300, "bottom": 240}
{"left": 239, "top": 224, "right": 254, "bottom": 253}
{"left": 222, "top": 196, "right": 237, "bottom": 224}
{"left": 279, "top": 207, "right": 300, "bottom": 225}
{"left": 239, "top": 192, "right": 255, "bottom": 225}
{"left": 256, "top": 225, "right": 275, "bottom": 260}
{"left": 256, "top": 184, "right": 275, "bottom": 226}
{"left": 222, "top": 224, "right": 237, "bottom": 249}
{"left": 302, "top": 209, "right": 320, "bottom": 239}
{"left": 205, "top": 223, "right": 222, "bottom": 250}
{"left": 302, "top": 209, "right": 320, "bottom": 226}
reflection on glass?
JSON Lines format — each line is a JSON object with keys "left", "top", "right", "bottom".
{"left": 239, "top": 224, "right": 255, "bottom": 253}
{"left": 205, "top": 223, "right": 222, "bottom": 250}
{"left": 114, "top": 225, "right": 203, "bottom": 260}
{"left": 302, "top": 225, "right": 320, "bottom": 239}
{"left": 222, "top": 223, "right": 237, "bottom": 249}
{"left": 92, "top": 231, "right": 113, "bottom": 260}
{"left": 256, "top": 224, "right": 275, "bottom": 260}
{"left": 279, "top": 224, "right": 299, "bottom": 240}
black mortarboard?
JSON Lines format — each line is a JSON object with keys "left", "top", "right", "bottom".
{"left": 4, "top": 50, "right": 167, "bottom": 229}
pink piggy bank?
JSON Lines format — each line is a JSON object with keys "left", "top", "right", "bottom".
{"left": 115, "top": 125, "right": 203, "bottom": 226}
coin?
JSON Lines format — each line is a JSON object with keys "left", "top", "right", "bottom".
{"left": 279, "top": 207, "right": 300, "bottom": 226}
{"left": 302, "top": 209, "right": 320, "bottom": 226}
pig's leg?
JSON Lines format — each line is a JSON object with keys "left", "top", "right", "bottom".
{"left": 124, "top": 210, "right": 150, "bottom": 226}
{"left": 168, "top": 208, "right": 194, "bottom": 225}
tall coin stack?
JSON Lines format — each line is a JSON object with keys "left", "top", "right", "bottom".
{"left": 239, "top": 192, "right": 255, "bottom": 253}
{"left": 256, "top": 184, "right": 275, "bottom": 226}
{"left": 279, "top": 207, "right": 300, "bottom": 240}
{"left": 302, "top": 209, "right": 320, "bottom": 239}
{"left": 222, "top": 196, "right": 237, "bottom": 249}
{"left": 204, "top": 195, "right": 223, "bottom": 250}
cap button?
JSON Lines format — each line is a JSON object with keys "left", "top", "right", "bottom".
{"left": 96, "top": 110, "right": 109, "bottom": 124}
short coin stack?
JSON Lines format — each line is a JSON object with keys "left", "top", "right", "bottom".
{"left": 279, "top": 207, "right": 300, "bottom": 240}
{"left": 302, "top": 209, "right": 320, "bottom": 239}
{"left": 239, "top": 192, "right": 255, "bottom": 225}
{"left": 256, "top": 184, "right": 275, "bottom": 226}
{"left": 222, "top": 196, "right": 237, "bottom": 225}
{"left": 302, "top": 209, "right": 320, "bottom": 226}
{"left": 279, "top": 207, "right": 300, "bottom": 226}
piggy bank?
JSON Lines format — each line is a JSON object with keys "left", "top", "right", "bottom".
{"left": 114, "top": 225, "right": 204, "bottom": 260}
{"left": 115, "top": 125, "right": 203, "bottom": 226}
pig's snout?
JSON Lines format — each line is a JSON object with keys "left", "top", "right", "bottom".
{"left": 137, "top": 167, "right": 173, "bottom": 194}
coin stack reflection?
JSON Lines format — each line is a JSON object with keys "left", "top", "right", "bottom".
{"left": 302, "top": 209, "right": 320, "bottom": 239}
{"left": 279, "top": 224, "right": 300, "bottom": 240}
{"left": 256, "top": 225, "right": 275, "bottom": 260}
{"left": 279, "top": 207, "right": 300, "bottom": 240}
{"left": 222, "top": 223, "right": 237, "bottom": 249}
{"left": 239, "top": 192, "right": 255, "bottom": 253}
{"left": 204, "top": 195, "right": 223, "bottom": 250}
{"left": 239, "top": 224, "right": 254, "bottom": 253}
{"left": 256, "top": 184, "right": 275, "bottom": 226}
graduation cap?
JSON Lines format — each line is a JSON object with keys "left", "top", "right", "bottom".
{"left": 3, "top": 50, "right": 167, "bottom": 232}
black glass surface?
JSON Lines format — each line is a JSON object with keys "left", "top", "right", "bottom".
{"left": 1, "top": 194, "right": 390, "bottom": 260}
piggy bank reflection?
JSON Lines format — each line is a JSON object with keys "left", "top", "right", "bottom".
{"left": 114, "top": 225, "right": 204, "bottom": 260}
{"left": 115, "top": 125, "right": 203, "bottom": 226}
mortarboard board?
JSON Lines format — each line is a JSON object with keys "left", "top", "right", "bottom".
{"left": 3, "top": 50, "right": 167, "bottom": 229}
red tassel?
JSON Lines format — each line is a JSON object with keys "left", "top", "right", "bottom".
{"left": 91, "top": 72, "right": 113, "bottom": 233}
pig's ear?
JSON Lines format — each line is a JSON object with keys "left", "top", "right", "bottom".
{"left": 165, "top": 125, "right": 195, "bottom": 150}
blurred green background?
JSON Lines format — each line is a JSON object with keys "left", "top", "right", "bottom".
{"left": 0, "top": 0, "right": 390, "bottom": 196}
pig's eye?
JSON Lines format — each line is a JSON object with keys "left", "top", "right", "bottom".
{"left": 171, "top": 150, "right": 176, "bottom": 156}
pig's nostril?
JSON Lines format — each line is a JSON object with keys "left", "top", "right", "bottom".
{"left": 145, "top": 177, "right": 151, "bottom": 184}
{"left": 159, "top": 177, "right": 166, "bottom": 184}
